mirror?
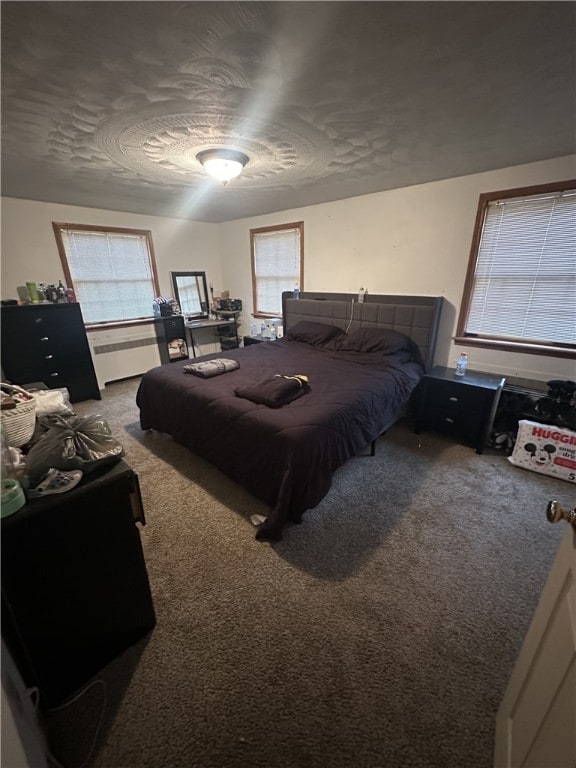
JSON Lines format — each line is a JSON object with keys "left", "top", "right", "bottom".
{"left": 170, "top": 271, "right": 209, "bottom": 319}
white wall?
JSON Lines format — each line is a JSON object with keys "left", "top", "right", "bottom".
{"left": 2, "top": 156, "right": 575, "bottom": 384}
{"left": 219, "top": 155, "right": 576, "bottom": 383}
{"left": 0, "top": 197, "right": 221, "bottom": 298}
{"left": 0, "top": 198, "right": 222, "bottom": 384}
{"left": 1, "top": 641, "right": 48, "bottom": 768}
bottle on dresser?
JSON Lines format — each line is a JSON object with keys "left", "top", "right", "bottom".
{"left": 56, "top": 281, "right": 67, "bottom": 303}
{"left": 455, "top": 353, "right": 468, "bottom": 376}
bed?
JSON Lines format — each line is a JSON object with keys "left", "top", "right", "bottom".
{"left": 136, "top": 292, "right": 443, "bottom": 541}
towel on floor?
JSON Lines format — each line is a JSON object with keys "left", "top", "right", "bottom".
{"left": 183, "top": 359, "right": 240, "bottom": 378}
{"left": 234, "top": 374, "right": 310, "bottom": 408}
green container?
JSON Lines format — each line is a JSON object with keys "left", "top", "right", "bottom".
{"left": 1, "top": 479, "right": 26, "bottom": 517}
{"left": 26, "top": 281, "right": 40, "bottom": 303}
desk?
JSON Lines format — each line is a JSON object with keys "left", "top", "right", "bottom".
{"left": 185, "top": 317, "right": 238, "bottom": 357}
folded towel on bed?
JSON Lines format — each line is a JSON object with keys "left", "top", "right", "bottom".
{"left": 183, "top": 359, "right": 240, "bottom": 378}
{"left": 234, "top": 374, "right": 310, "bottom": 408}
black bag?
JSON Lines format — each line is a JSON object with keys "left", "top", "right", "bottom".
{"left": 25, "top": 414, "right": 124, "bottom": 484}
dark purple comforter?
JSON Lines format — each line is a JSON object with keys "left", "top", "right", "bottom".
{"left": 136, "top": 338, "right": 423, "bottom": 540}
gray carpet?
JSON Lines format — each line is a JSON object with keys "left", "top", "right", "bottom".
{"left": 44, "top": 377, "right": 569, "bottom": 768}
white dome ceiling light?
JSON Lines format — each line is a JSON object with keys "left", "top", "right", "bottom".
{"left": 196, "top": 148, "right": 249, "bottom": 185}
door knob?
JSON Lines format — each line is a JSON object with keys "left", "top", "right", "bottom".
{"left": 546, "top": 500, "right": 576, "bottom": 528}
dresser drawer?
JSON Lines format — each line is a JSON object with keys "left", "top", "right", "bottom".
{"left": 4, "top": 309, "right": 68, "bottom": 340}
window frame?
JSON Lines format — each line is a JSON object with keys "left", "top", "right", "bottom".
{"left": 455, "top": 180, "right": 576, "bottom": 359}
{"left": 52, "top": 222, "right": 161, "bottom": 329}
{"left": 250, "top": 221, "right": 304, "bottom": 318}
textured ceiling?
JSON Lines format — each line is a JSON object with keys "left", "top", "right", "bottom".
{"left": 1, "top": 1, "right": 575, "bottom": 223}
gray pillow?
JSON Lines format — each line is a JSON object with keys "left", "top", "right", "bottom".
{"left": 285, "top": 321, "right": 346, "bottom": 346}
{"left": 338, "top": 328, "right": 413, "bottom": 354}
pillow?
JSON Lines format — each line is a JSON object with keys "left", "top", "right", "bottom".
{"left": 285, "top": 320, "right": 346, "bottom": 346}
{"left": 338, "top": 327, "right": 413, "bottom": 354}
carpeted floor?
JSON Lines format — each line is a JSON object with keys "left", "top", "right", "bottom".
{"left": 44, "top": 376, "right": 569, "bottom": 768}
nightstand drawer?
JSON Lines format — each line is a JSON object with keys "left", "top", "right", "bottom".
{"left": 424, "top": 378, "right": 482, "bottom": 411}
{"left": 426, "top": 408, "right": 480, "bottom": 440}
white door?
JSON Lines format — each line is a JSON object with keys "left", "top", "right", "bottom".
{"left": 494, "top": 502, "right": 576, "bottom": 768}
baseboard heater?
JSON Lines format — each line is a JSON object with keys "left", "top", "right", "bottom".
{"left": 89, "top": 333, "right": 160, "bottom": 386}
{"left": 92, "top": 336, "right": 157, "bottom": 355}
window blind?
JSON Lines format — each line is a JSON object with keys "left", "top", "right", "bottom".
{"left": 467, "top": 190, "right": 576, "bottom": 346}
{"left": 60, "top": 229, "right": 156, "bottom": 324}
{"left": 253, "top": 227, "right": 301, "bottom": 315}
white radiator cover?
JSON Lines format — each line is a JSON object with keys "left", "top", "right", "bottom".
{"left": 87, "top": 324, "right": 222, "bottom": 389}
{"left": 87, "top": 326, "right": 161, "bottom": 389}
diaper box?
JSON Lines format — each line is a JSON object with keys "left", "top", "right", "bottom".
{"left": 509, "top": 420, "right": 576, "bottom": 483}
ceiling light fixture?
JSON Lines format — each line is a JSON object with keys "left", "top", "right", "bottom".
{"left": 196, "top": 148, "right": 249, "bottom": 185}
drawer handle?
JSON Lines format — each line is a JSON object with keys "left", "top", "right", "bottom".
{"left": 45, "top": 354, "right": 54, "bottom": 360}
{"left": 40, "top": 336, "right": 49, "bottom": 341}
{"left": 445, "top": 417, "right": 455, "bottom": 424}
{"left": 34, "top": 318, "right": 44, "bottom": 324}
{"left": 449, "top": 396, "right": 459, "bottom": 402}
{"left": 49, "top": 372, "right": 59, "bottom": 377}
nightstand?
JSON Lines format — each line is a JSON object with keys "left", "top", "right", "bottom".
{"left": 414, "top": 366, "right": 505, "bottom": 454}
{"left": 243, "top": 335, "right": 265, "bottom": 346}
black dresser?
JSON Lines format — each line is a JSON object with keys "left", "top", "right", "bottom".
{"left": 1, "top": 303, "right": 100, "bottom": 402}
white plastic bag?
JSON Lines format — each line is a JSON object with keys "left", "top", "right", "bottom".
{"left": 29, "top": 388, "right": 73, "bottom": 416}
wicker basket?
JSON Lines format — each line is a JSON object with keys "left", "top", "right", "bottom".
{"left": 1, "top": 384, "right": 37, "bottom": 448}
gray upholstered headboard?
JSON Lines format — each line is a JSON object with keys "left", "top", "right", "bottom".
{"left": 282, "top": 291, "right": 443, "bottom": 371}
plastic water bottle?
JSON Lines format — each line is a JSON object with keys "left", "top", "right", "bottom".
{"left": 293, "top": 284, "right": 300, "bottom": 300}
{"left": 358, "top": 287, "right": 366, "bottom": 303}
{"left": 260, "top": 321, "right": 266, "bottom": 337}
{"left": 455, "top": 353, "right": 468, "bottom": 376}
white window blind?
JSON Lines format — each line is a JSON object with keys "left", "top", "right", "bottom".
{"left": 253, "top": 226, "right": 302, "bottom": 315}
{"left": 59, "top": 229, "right": 157, "bottom": 324}
{"left": 466, "top": 190, "right": 576, "bottom": 346}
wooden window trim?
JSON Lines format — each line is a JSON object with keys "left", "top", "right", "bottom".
{"left": 52, "top": 222, "right": 161, "bottom": 327}
{"left": 455, "top": 180, "right": 576, "bottom": 358}
{"left": 250, "top": 221, "right": 304, "bottom": 318}
{"left": 86, "top": 318, "right": 156, "bottom": 332}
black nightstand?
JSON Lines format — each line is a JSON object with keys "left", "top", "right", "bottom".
{"left": 414, "top": 366, "right": 505, "bottom": 454}
{"left": 243, "top": 335, "right": 265, "bottom": 346}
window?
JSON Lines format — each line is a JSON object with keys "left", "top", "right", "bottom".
{"left": 250, "top": 222, "right": 304, "bottom": 316}
{"left": 456, "top": 180, "right": 576, "bottom": 358}
{"left": 53, "top": 223, "right": 160, "bottom": 326}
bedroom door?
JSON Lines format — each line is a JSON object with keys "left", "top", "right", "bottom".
{"left": 494, "top": 501, "right": 576, "bottom": 768}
